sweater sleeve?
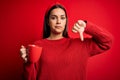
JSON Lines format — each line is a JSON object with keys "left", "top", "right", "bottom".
{"left": 84, "top": 21, "right": 113, "bottom": 56}
{"left": 22, "top": 40, "right": 42, "bottom": 80}
{"left": 23, "top": 61, "right": 39, "bottom": 80}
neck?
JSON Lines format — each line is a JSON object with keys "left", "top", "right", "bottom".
{"left": 47, "top": 33, "right": 64, "bottom": 40}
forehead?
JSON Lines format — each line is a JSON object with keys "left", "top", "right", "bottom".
{"left": 50, "top": 8, "right": 66, "bottom": 16}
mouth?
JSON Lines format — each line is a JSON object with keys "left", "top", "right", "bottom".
{"left": 55, "top": 26, "right": 62, "bottom": 29}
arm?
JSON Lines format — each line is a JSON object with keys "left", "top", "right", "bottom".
{"left": 85, "top": 21, "right": 113, "bottom": 56}
{"left": 23, "top": 62, "right": 39, "bottom": 80}
{"left": 20, "top": 46, "right": 39, "bottom": 80}
{"left": 72, "top": 20, "right": 113, "bottom": 56}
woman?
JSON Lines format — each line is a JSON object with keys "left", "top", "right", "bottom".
{"left": 20, "top": 3, "right": 113, "bottom": 80}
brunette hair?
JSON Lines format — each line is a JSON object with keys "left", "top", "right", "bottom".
{"left": 43, "top": 3, "right": 69, "bottom": 38}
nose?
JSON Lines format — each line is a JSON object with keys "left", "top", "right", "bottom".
{"left": 56, "top": 18, "right": 61, "bottom": 24}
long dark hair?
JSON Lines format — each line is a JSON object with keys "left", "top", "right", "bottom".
{"left": 43, "top": 3, "right": 69, "bottom": 38}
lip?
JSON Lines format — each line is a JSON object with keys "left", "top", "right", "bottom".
{"left": 55, "top": 26, "right": 62, "bottom": 28}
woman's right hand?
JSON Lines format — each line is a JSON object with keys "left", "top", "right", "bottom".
{"left": 20, "top": 45, "right": 28, "bottom": 63}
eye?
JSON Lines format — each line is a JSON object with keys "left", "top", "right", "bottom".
{"left": 50, "top": 16, "right": 56, "bottom": 20}
{"left": 61, "top": 17, "right": 66, "bottom": 20}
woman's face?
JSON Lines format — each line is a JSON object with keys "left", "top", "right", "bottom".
{"left": 48, "top": 8, "right": 67, "bottom": 34}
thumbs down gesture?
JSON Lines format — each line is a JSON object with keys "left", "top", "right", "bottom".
{"left": 72, "top": 20, "right": 86, "bottom": 41}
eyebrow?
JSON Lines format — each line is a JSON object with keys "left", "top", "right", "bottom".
{"left": 50, "top": 15, "right": 66, "bottom": 17}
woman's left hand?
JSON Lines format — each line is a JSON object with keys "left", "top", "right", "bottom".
{"left": 72, "top": 20, "right": 86, "bottom": 41}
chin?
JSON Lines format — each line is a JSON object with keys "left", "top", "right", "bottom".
{"left": 53, "top": 30, "right": 63, "bottom": 34}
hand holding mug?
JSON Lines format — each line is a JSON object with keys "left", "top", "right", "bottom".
{"left": 20, "top": 45, "right": 28, "bottom": 63}
{"left": 20, "top": 44, "right": 42, "bottom": 63}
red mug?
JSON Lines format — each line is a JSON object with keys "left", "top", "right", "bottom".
{"left": 28, "top": 44, "right": 42, "bottom": 63}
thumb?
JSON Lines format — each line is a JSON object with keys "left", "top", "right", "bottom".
{"left": 79, "top": 31, "right": 84, "bottom": 41}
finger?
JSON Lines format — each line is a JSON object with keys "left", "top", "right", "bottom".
{"left": 78, "top": 20, "right": 86, "bottom": 28}
{"left": 73, "top": 24, "right": 80, "bottom": 31}
{"left": 21, "top": 45, "right": 25, "bottom": 48}
{"left": 20, "top": 48, "right": 27, "bottom": 56}
{"left": 20, "top": 47, "right": 25, "bottom": 52}
{"left": 75, "top": 23, "right": 80, "bottom": 29}
{"left": 74, "top": 24, "right": 85, "bottom": 33}
{"left": 72, "top": 29, "right": 78, "bottom": 33}
{"left": 79, "top": 31, "right": 84, "bottom": 41}
{"left": 21, "top": 54, "right": 26, "bottom": 58}
{"left": 24, "top": 58, "right": 27, "bottom": 63}
{"left": 20, "top": 48, "right": 24, "bottom": 54}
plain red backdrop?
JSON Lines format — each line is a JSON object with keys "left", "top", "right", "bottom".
{"left": 0, "top": 0, "right": 120, "bottom": 80}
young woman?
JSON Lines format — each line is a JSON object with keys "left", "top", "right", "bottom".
{"left": 20, "top": 3, "right": 113, "bottom": 80}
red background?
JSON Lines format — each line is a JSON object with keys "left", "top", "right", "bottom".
{"left": 0, "top": 0, "right": 120, "bottom": 80}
